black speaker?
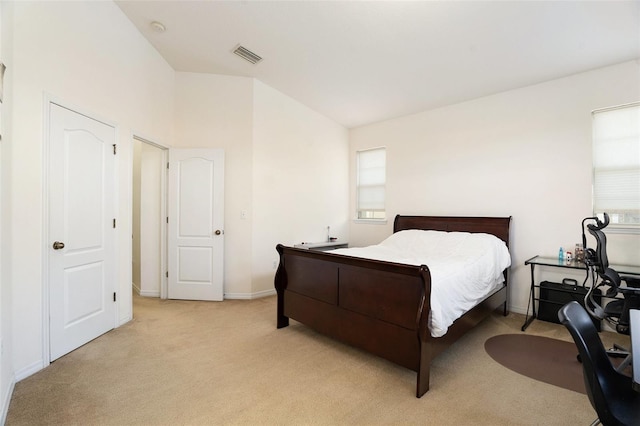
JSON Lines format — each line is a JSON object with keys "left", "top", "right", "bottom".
{"left": 538, "top": 278, "right": 602, "bottom": 331}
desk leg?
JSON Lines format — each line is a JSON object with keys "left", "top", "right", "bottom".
{"left": 521, "top": 263, "right": 537, "bottom": 331}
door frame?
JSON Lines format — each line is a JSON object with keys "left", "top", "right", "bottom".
{"left": 42, "top": 94, "right": 120, "bottom": 365}
{"left": 131, "top": 135, "right": 169, "bottom": 299}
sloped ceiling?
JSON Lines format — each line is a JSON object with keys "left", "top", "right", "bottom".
{"left": 116, "top": 1, "right": 640, "bottom": 128}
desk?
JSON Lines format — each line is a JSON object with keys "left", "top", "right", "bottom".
{"left": 522, "top": 256, "right": 640, "bottom": 331}
{"left": 631, "top": 309, "right": 640, "bottom": 392}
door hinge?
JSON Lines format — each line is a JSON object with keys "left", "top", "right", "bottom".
{"left": 166, "top": 217, "right": 169, "bottom": 224}
{"left": 113, "top": 144, "right": 116, "bottom": 155}
{"left": 167, "top": 162, "right": 170, "bottom": 169}
{"left": 113, "top": 292, "right": 117, "bottom": 302}
{"left": 113, "top": 218, "right": 116, "bottom": 228}
{"left": 166, "top": 271, "right": 168, "bottom": 278}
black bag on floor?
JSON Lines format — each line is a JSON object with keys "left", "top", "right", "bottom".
{"left": 538, "top": 278, "right": 602, "bottom": 331}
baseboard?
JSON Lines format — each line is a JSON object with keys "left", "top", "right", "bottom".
{"left": 224, "top": 288, "right": 276, "bottom": 300}
{"left": 0, "top": 375, "right": 15, "bottom": 426}
{"left": 139, "top": 290, "right": 160, "bottom": 298}
{"left": 119, "top": 313, "right": 132, "bottom": 327}
{"left": 509, "top": 304, "right": 528, "bottom": 316}
{"left": 14, "top": 359, "right": 44, "bottom": 382}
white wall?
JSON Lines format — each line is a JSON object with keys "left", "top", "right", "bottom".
{"left": 174, "top": 74, "right": 350, "bottom": 297}
{"left": 7, "top": 1, "right": 174, "bottom": 380}
{"left": 251, "top": 80, "right": 349, "bottom": 294}
{"left": 349, "top": 60, "right": 640, "bottom": 314}
{"left": 174, "top": 72, "right": 255, "bottom": 297}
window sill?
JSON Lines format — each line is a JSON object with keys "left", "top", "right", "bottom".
{"left": 604, "top": 225, "right": 640, "bottom": 235}
{"left": 353, "top": 219, "right": 388, "bottom": 225}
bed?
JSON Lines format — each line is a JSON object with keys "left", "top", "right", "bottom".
{"left": 274, "top": 215, "right": 512, "bottom": 397}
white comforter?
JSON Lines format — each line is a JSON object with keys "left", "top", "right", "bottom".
{"left": 331, "top": 229, "right": 511, "bottom": 337}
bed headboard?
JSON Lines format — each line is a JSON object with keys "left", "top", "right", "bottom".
{"left": 393, "top": 215, "right": 512, "bottom": 247}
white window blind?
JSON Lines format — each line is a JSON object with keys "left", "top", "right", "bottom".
{"left": 357, "top": 148, "right": 386, "bottom": 220}
{"left": 592, "top": 102, "right": 640, "bottom": 226}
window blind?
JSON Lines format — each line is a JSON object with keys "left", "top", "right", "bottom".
{"left": 357, "top": 148, "right": 386, "bottom": 219}
{"left": 592, "top": 102, "right": 640, "bottom": 226}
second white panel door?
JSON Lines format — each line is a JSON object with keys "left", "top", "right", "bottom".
{"left": 168, "top": 149, "right": 224, "bottom": 301}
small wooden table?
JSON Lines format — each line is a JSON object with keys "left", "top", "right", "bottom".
{"left": 293, "top": 241, "right": 348, "bottom": 251}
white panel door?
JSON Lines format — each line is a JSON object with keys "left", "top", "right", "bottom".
{"left": 168, "top": 149, "right": 224, "bottom": 301}
{"left": 49, "top": 103, "right": 117, "bottom": 361}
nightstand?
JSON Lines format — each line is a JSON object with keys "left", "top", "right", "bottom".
{"left": 293, "top": 241, "right": 348, "bottom": 251}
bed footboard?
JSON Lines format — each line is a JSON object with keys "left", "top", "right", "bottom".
{"left": 275, "top": 244, "right": 433, "bottom": 396}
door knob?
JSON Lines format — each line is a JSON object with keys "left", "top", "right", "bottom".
{"left": 52, "top": 241, "right": 65, "bottom": 250}
{"left": 214, "top": 230, "right": 222, "bottom": 236}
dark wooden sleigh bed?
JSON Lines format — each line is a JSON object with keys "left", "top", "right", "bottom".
{"left": 274, "top": 215, "right": 511, "bottom": 397}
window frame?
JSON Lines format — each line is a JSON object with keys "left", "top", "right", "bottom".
{"left": 355, "top": 147, "right": 387, "bottom": 222}
{"left": 591, "top": 101, "right": 640, "bottom": 233}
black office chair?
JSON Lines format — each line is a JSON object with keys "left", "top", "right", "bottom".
{"left": 558, "top": 301, "right": 640, "bottom": 426}
{"left": 582, "top": 213, "right": 640, "bottom": 367}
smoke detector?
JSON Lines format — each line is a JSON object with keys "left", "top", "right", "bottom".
{"left": 150, "top": 21, "right": 166, "bottom": 33}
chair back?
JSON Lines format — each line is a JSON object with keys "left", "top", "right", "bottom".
{"left": 588, "top": 224, "right": 622, "bottom": 293}
{"left": 558, "top": 301, "right": 631, "bottom": 426}
{"left": 587, "top": 225, "right": 609, "bottom": 272}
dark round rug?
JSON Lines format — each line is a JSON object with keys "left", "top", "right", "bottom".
{"left": 485, "top": 334, "right": 585, "bottom": 394}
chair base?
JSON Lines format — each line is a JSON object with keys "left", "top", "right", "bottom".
{"left": 577, "top": 345, "right": 631, "bottom": 374}
{"left": 606, "top": 344, "right": 632, "bottom": 373}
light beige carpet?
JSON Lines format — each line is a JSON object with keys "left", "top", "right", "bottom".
{"left": 6, "top": 294, "right": 629, "bottom": 425}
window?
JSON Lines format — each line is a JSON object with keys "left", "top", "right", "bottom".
{"left": 356, "top": 147, "right": 386, "bottom": 220}
{"left": 592, "top": 102, "right": 640, "bottom": 227}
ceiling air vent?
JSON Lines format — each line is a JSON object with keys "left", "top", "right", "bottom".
{"left": 233, "top": 45, "right": 262, "bottom": 65}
